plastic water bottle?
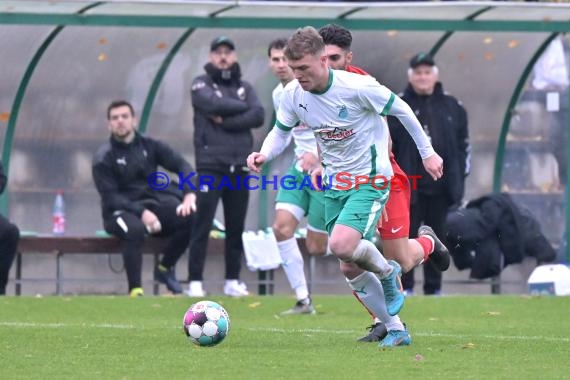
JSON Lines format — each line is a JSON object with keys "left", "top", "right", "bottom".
{"left": 52, "top": 189, "right": 65, "bottom": 235}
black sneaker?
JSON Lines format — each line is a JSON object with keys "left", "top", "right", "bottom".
{"left": 154, "top": 266, "right": 183, "bottom": 294}
{"left": 357, "top": 322, "right": 388, "bottom": 342}
{"left": 418, "top": 225, "right": 451, "bottom": 271}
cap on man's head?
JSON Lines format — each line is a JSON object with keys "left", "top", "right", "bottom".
{"left": 409, "top": 53, "right": 435, "bottom": 69}
{"left": 210, "top": 36, "right": 235, "bottom": 52}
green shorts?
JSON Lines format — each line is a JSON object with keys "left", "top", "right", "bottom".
{"left": 275, "top": 165, "right": 326, "bottom": 232}
{"left": 324, "top": 183, "right": 390, "bottom": 241}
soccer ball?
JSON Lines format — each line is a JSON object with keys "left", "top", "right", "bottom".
{"left": 183, "top": 300, "right": 230, "bottom": 347}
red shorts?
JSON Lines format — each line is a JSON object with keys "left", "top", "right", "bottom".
{"left": 377, "top": 157, "right": 410, "bottom": 240}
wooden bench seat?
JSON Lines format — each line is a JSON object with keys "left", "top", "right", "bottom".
{"left": 14, "top": 235, "right": 272, "bottom": 296}
{"left": 15, "top": 235, "right": 224, "bottom": 296}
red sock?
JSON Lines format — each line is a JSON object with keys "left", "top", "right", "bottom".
{"left": 415, "top": 236, "right": 434, "bottom": 261}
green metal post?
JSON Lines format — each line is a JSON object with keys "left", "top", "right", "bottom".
{"left": 566, "top": 86, "right": 570, "bottom": 262}
{"left": 138, "top": 4, "right": 237, "bottom": 134}
{"left": 0, "top": 2, "right": 102, "bottom": 216}
{"left": 429, "top": 6, "right": 494, "bottom": 57}
{"left": 138, "top": 28, "right": 195, "bottom": 134}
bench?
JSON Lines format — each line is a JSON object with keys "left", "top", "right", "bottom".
{"left": 14, "top": 235, "right": 285, "bottom": 296}
{"left": 15, "top": 235, "right": 512, "bottom": 295}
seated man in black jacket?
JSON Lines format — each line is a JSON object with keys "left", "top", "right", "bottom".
{"left": 92, "top": 100, "right": 196, "bottom": 297}
{"left": 0, "top": 161, "right": 20, "bottom": 295}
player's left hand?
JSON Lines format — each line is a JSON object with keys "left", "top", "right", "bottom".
{"left": 422, "top": 153, "right": 444, "bottom": 180}
{"left": 298, "top": 152, "right": 320, "bottom": 173}
{"left": 377, "top": 207, "right": 389, "bottom": 228}
{"left": 310, "top": 166, "right": 324, "bottom": 191}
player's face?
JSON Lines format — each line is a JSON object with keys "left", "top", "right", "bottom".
{"left": 324, "top": 44, "right": 352, "bottom": 71}
{"left": 209, "top": 46, "right": 237, "bottom": 70}
{"left": 108, "top": 105, "right": 136, "bottom": 141}
{"left": 409, "top": 65, "right": 438, "bottom": 95}
{"left": 288, "top": 52, "right": 329, "bottom": 92}
{"left": 269, "top": 48, "right": 294, "bottom": 83}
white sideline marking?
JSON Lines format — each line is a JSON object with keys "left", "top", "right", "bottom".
{"left": 1, "top": 322, "right": 568, "bottom": 343}
{"left": 0, "top": 322, "right": 136, "bottom": 329}
{"left": 246, "top": 327, "right": 570, "bottom": 343}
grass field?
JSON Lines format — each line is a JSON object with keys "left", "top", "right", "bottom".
{"left": 1, "top": 295, "right": 569, "bottom": 380}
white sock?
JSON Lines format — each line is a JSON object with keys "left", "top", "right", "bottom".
{"left": 278, "top": 237, "right": 309, "bottom": 301}
{"left": 349, "top": 240, "right": 393, "bottom": 277}
{"left": 347, "top": 272, "right": 404, "bottom": 329}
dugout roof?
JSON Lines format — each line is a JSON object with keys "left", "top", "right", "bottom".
{"left": 0, "top": 1, "right": 569, "bottom": 259}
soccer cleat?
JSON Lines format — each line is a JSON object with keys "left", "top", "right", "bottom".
{"left": 419, "top": 225, "right": 451, "bottom": 271}
{"left": 280, "top": 298, "right": 316, "bottom": 316}
{"left": 379, "top": 329, "right": 412, "bottom": 347}
{"left": 357, "top": 322, "right": 388, "bottom": 342}
{"left": 129, "top": 287, "right": 144, "bottom": 297}
{"left": 379, "top": 260, "right": 405, "bottom": 316}
{"left": 154, "top": 265, "right": 183, "bottom": 294}
{"left": 185, "top": 281, "right": 207, "bottom": 297}
{"left": 223, "top": 280, "right": 250, "bottom": 297}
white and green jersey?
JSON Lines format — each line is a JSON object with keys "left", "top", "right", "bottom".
{"left": 272, "top": 83, "right": 317, "bottom": 172}
{"left": 276, "top": 69, "right": 434, "bottom": 189}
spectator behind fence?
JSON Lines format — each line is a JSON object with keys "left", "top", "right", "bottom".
{"left": 187, "top": 36, "right": 264, "bottom": 297}
{"left": 92, "top": 100, "right": 196, "bottom": 297}
{"left": 0, "top": 161, "right": 20, "bottom": 295}
{"left": 531, "top": 36, "right": 569, "bottom": 185}
{"left": 388, "top": 53, "right": 470, "bottom": 295}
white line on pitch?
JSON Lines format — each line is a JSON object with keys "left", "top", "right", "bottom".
{"left": 0, "top": 321, "right": 136, "bottom": 329}
{"left": 1, "top": 322, "right": 568, "bottom": 343}
{"left": 246, "top": 327, "right": 570, "bottom": 342}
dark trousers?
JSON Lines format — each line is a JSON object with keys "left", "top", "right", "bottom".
{"left": 104, "top": 199, "right": 192, "bottom": 291}
{"left": 401, "top": 193, "right": 449, "bottom": 295}
{"left": 0, "top": 215, "right": 20, "bottom": 295}
{"left": 188, "top": 170, "right": 249, "bottom": 281}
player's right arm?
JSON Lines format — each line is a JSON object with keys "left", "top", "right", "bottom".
{"left": 247, "top": 85, "right": 299, "bottom": 173}
{"left": 247, "top": 126, "right": 291, "bottom": 173}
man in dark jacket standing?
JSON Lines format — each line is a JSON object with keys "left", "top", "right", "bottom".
{"left": 0, "top": 161, "right": 20, "bottom": 295}
{"left": 187, "top": 36, "right": 264, "bottom": 297}
{"left": 389, "top": 53, "right": 470, "bottom": 295}
{"left": 92, "top": 100, "right": 196, "bottom": 297}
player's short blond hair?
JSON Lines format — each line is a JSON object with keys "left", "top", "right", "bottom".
{"left": 284, "top": 26, "right": 325, "bottom": 61}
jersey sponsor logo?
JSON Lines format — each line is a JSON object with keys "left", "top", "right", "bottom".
{"left": 337, "top": 104, "right": 348, "bottom": 119}
{"left": 116, "top": 157, "right": 127, "bottom": 165}
{"left": 391, "top": 226, "right": 403, "bottom": 234}
{"left": 298, "top": 103, "right": 308, "bottom": 112}
{"left": 320, "top": 127, "right": 355, "bottom": 141}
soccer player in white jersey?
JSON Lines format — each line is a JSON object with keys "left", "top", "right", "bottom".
{"left": 247, "top": 27, "right": 443, "bottom": 347}
{"left": 266, "top": 38, "right": 328, "bottom": 315}
{"left": 319, "top": 23, "right": 451, "bottom": 344}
